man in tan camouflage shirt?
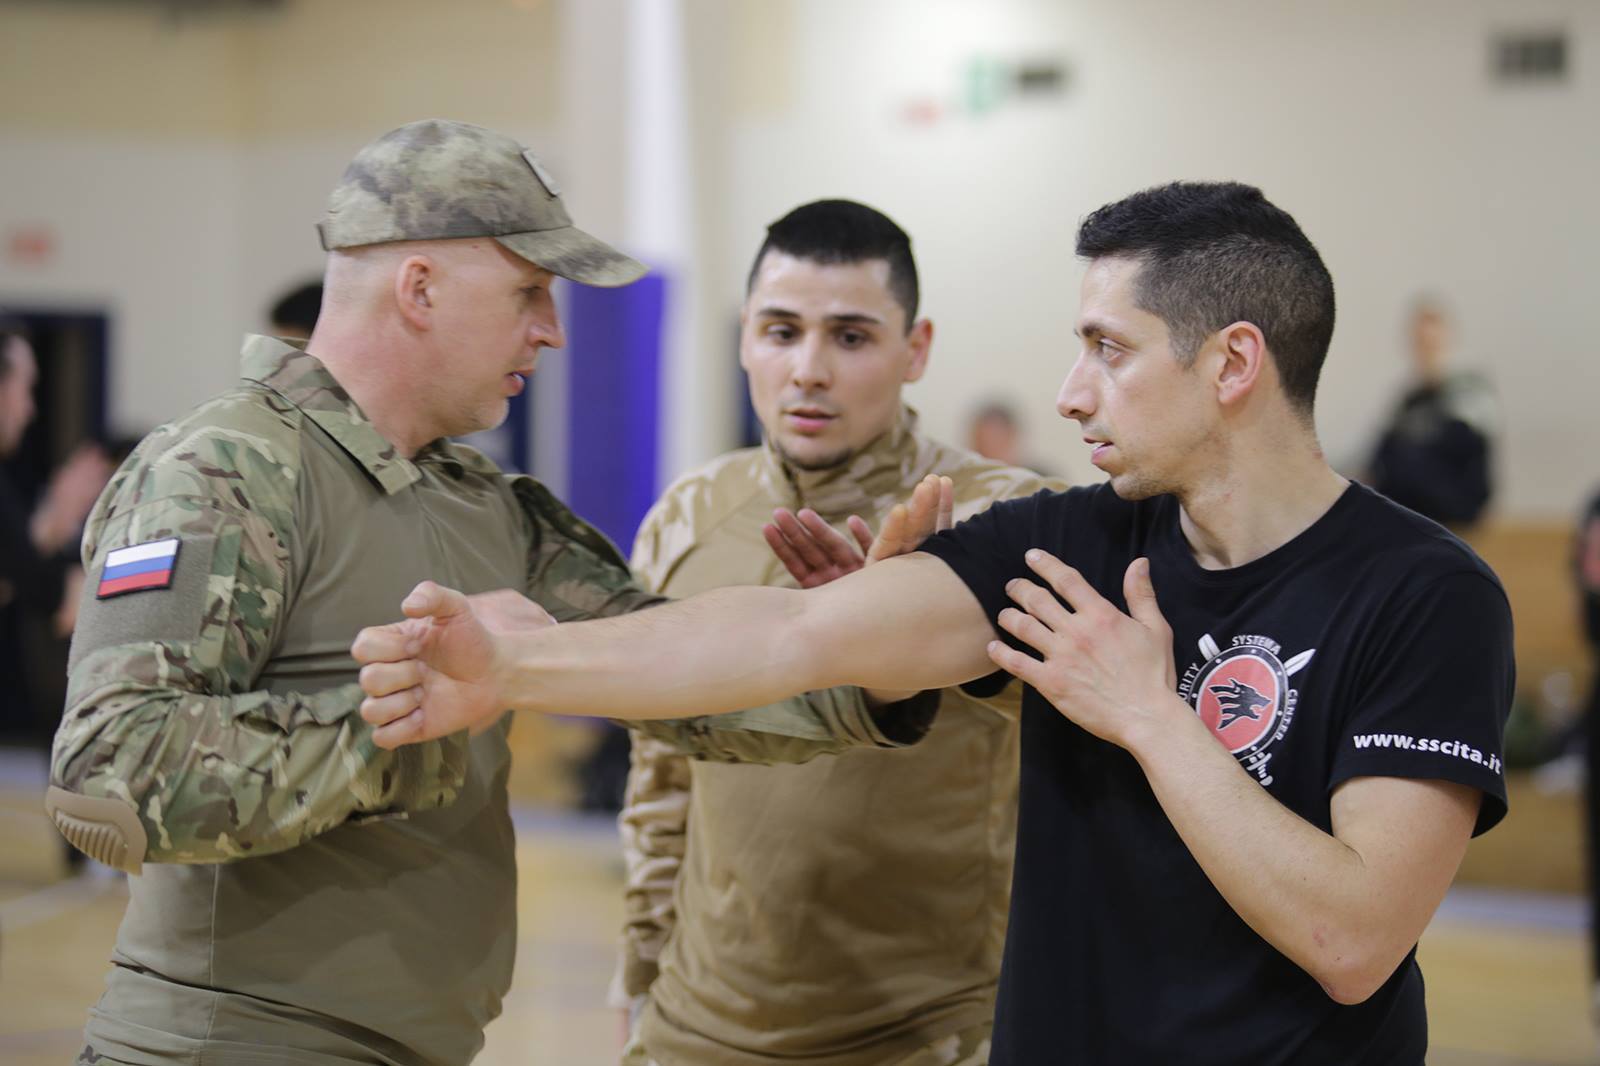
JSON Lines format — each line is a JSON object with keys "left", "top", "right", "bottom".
{"left": 616, "top": 201, "right": 1062, "bottom": 1066}
{"left": 48, "top": 123, "right": 941, "bottom": 1066}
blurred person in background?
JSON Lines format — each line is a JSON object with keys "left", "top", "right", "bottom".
{"left": 966, "top": 399, "right": 1057, "bottom": 478}
{"left": 0, "top": 321, "right": 111, "bottom": 747}
{"left": 1367, "top": 297, "right": 1497, "bottom": 528}
{"left": 1577, "top": 488, "right": 1600, "bottom": 1022}
{"left": 614, "top": 200, "right": 1059, "bottom": 1066}
{"left": 968, "top": 399, "right": 1025, "bottom": 466}
{"left": 268, "top": 279, "right": 324, "bottom": 340}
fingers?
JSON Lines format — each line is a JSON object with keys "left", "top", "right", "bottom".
{"left": 796, "top": 508, "right": 860, "bottom": 568}
{"left": 937, "top": 476, "right": 955, "bottom": 532}
{"left": 770, "top": 508, "right": 842, "bottom": 571}
{"left": 359, "top": 659, "right": 423, "bottom": 699}
{"left": 1005, "top": 576, "right": 1073, "bottom": 632}
{"left": 371, "top": 708, "right": 428, "bottom": 750}
{"left": 361, "top": 686, "right": 422, "bottom": 729}
{"left": 351, "top": 621, "right": 417, "bottom": 665}
{"left": 997, "top": 604, "right": 1058, "bottom": 654}
{"left": 867, "top": 504, "right": 909, "bottom": 563}
{"left": 402, "top": 580, "right": 470, "bottom": 621}
{"left": 986, "top": 638, "right": 1043, "bottom": 688}
{"left": 761, "top": 521, "right": 809, "bottom": 580}
{"left": 1024, "top": 550, "right": 1105, "bottom": 615}
{"left": 846, "top": 515, "right": 874, "bottom": 556}
{"left": 1121, "top": 558, "right": 1169, "bottom": 634}
{"left": 906, "top": 475, "right": 939, "bottom": 536}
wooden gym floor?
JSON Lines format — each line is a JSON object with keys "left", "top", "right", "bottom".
{"left": 1, "top": 749, "right": 1595, "bottom": 1066}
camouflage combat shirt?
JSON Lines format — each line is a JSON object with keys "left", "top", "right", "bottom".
{"left": 52, "top": 336, "right": 927, "bottom": 1066}
{"left": 620, "top": 409, "right": 1063, "bottom": 1066}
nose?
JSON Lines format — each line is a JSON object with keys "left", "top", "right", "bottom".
{"left": 1056, "top": 352, "right": 1095, "bottom": 423}
{"left": 790, "top": 335, "right": 832, "bottom": 391}
{"left": 531, "top": 308, "right": 565, "bottom": 351}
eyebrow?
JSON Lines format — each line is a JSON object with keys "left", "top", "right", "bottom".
{"left": 756, "top": 306, "right": 884, "bottom": 326}
{"left": 1075, "top": 318, "right": 1116, "bottom": 341}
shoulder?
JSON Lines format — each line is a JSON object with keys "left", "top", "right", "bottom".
{"left": 505, "top": 474, "right": 631, "bottom": 573}
{"left": 639, "top": 447, "right": 768, "bottom": 539}
{"left": 915, "top": 437, "right": 1070, "bottom": 513}
{"left": 119, "top": 384, "right": 304, "bottom": 487}
{"left": 436, "top": 440, "right": 506, "bottom": 482}
{"left": 1348, "top": 484, "right": 1506, "bottom": 602}
{"left": 91, "top": 385, "right": 305, "bottom": 541}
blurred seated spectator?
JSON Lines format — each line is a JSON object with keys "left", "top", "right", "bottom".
{"left": 1368, "top": 297, "right": 1497, "bottom": 528}
{"left": 1, "top": 322, "right": 112, "bottom": 738}
{"left": 966, "top": 399, "right": 1056, "bottom": 475}
{"left": 269, "top": 279, "right": 323, "bottom": 339}
{"left": 1577, "top": 488, "right": 1600, "bottom": 1019}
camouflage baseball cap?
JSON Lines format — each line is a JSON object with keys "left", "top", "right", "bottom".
{"left": 317, "top": 119, "right": 646, "bottom": 287}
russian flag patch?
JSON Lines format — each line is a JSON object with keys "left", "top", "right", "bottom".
{"left": 97, "top": 537, "right": 181, "bottom": 599}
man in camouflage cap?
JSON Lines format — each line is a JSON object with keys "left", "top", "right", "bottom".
{"left": 49, "top": 119, "right": 940, "bottom": 1066}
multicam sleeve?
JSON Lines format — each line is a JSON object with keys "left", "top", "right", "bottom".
{"left": 611, "top": 734, "right": 692, "bottom": 1004}
{"left": 47, "top": 417, "right": 467, "bottom": 872}
{"left": 512, "top": 475, "right": 940, "bottom": 762}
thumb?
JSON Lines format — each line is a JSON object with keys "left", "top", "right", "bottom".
{"left": 1122, "top": 558, "right": 1167, "bottom": 631}
{"left": 402, "top": 580, "right": 470, "bottom": 621}
{"left": 867, "top": 504, "right": 908, "bottom": 563}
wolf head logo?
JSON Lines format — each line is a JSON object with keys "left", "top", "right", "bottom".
{"left": 1208, "top": 678, "right": 1272, "bottom": 729}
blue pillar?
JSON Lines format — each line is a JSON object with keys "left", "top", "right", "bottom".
{"left": 563, "top": 272, "right": 665, "bottom": 553}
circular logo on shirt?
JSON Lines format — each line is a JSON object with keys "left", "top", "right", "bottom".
{"left": 1193, "top": 646, "right": 1287, "bottom": 755}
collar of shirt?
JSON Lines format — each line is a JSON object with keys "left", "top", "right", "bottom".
{"left": 758, "top": 404, "right": 924, "bottom": 521}
{"left": 239, "top": 333, "right": 446, "bottom": 495}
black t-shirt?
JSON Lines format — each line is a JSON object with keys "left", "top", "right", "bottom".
{"left": 921, "top": 481, "right": 1512, "bottom": 1066}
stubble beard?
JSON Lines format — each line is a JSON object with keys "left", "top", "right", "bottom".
{"left": 775, "top": 437, "right": 856, "bottom": 473}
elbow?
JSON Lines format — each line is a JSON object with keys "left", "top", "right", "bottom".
{"left": 1311, "top": 947, "right": 1405, "bottom": 1006}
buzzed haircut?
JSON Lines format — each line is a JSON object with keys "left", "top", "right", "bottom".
{"left": 1075, "top": 181, "right": 1336, "bottom": 415}
{"left": 748, "top": 199, "right": 920, "bottom": 330}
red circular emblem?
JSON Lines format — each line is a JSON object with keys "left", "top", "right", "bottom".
{"left": 1194, "top": 647, "right": 1286, "bottom": 755}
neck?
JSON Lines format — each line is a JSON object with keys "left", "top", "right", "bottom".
{"left": 304, "top": 315, "right": 435, "bottom": 458}
{"left": 766, "top": 407, "right": 918, "bottom": 518}
{"left": 1174, "top": 420, "right": 1347, "bottom": 571}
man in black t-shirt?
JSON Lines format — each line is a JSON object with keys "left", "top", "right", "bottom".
{"left": 354, "top": 182, "right": 1514, "bottom": 1066}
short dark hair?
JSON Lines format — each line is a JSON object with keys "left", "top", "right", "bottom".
{"left": 1075, "top": 181, "right": 1335, "bottom": 415}
{"left": 747, "top": 199, "right": 919, "bottom": 330}
{"left": 269, "top": 280, "right": 323, "bottom": 337}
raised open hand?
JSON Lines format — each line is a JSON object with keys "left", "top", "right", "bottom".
{"left": 764, "top": 474, "right": 954, "bottom": 588}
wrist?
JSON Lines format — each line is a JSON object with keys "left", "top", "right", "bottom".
{"left": 1121, "top": 692, "right": 1203, "bottom": 763}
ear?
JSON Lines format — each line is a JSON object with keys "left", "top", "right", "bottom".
{"left": 903, "top": 318, "right": 933, "bottom": 384}
{"left": 737, "top": 302, "right": 754, "bottom": 371}
{"left": 394, "top": 254, "right": 437, "bottom": 331}
{"left": 1213, "top": 321, "right": 1268, "bottom": 407}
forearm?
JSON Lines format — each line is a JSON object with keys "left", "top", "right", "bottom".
{"left": 54, "top": 655, "right": 467, "bottom": 863}
{"left": 500, "top": 555, "right": 994, "bottom": 720}
{"left": 1129, "top": 702, "right": 1420, "bottom": 1003}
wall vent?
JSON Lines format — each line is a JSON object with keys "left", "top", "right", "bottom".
{"left": 1492, "top": 30, "right": 1569, "bottom": 84}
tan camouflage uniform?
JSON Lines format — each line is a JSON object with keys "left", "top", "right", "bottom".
{"left": 618, "top": 408, "right": 1062, "bottom": 1066}
{"left": 54, "top": 339, "right": 939, "bottom": 1066}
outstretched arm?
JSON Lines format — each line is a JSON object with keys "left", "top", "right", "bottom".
{"left": 354, "top": 551, "right": 994, "bottom": 747}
